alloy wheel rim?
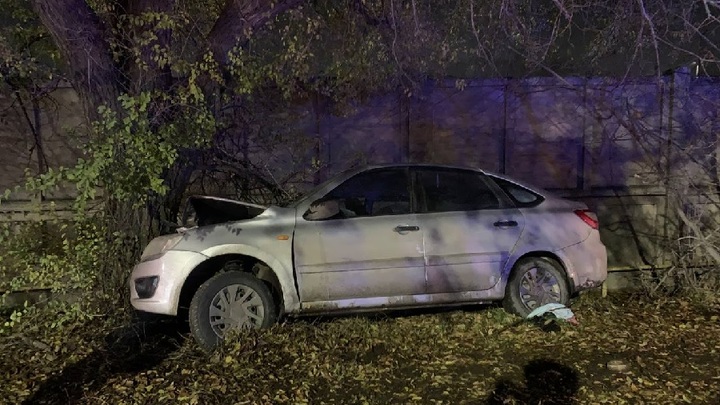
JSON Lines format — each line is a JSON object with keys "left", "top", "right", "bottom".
{"left": 209, "top": 283, "right": 265, "bottom": 337}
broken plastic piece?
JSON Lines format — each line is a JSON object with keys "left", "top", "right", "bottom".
{"left": 527, "top": 303, "right": 579, "bottom": 325}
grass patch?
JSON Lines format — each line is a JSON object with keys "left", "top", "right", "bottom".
{"left": 2, "top": 292, "right": 719, "bottom": 404}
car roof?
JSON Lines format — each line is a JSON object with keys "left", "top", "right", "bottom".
{"left": 355, "top": 162, "right": 486, "bottom": 172}
{"left": 352, "top": 163, "right": 554, "bottom": 197}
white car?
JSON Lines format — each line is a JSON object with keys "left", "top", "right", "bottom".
{"left": 129, "top": 164, "right": 607, "bottom": 349}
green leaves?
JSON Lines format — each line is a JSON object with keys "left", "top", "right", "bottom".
{"left": 0, "top": 0, "right": 60, "bottom": 97}
{"left": 22, "top": 89, "right": 213, "bottom": 211}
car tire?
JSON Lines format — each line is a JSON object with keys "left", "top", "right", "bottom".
{"left": 189, "top": 271, "right": 278, "bottom": 351}
{"left": 503, "top": 257, "right": 570, "bottom": 318}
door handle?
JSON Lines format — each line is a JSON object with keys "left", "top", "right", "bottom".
{"left": 394, "top": 225, "right": 420, "bottom": 233}
{"left": 493, "top": 220, "right": 518, "bottom": 228}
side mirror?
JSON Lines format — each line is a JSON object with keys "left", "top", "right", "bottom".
{"left": 304, "top": 199, "right": 341, "bottom": 221}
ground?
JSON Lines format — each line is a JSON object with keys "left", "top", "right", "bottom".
{"left": 1, "top": 291, "right": 719, "bottom": 404}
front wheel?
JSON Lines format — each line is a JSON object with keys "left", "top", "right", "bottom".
{"left": 189, "top": 271, "right": 278, "bottom": 351}
{"left": 503, "top": 257, "right": 570, "bottom": 317}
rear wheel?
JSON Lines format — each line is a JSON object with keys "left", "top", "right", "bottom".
{"left": 503, "top": 257, "right": 570, "bottom": 317}
{"left": 189, "top": 271, "right": 278, "bottom": 351}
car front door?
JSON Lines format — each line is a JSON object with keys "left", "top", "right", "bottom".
{"left": 293, "top": 167, "right": 427, "bottom": 306}
{"left": 413, "top": 167, "right": 525, "bottom": 295}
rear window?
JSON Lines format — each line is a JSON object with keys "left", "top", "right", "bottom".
{"left": 490, "top": 176, "right": 544, "bottom": 208}
{"left": 416, "top": 169, "right": 500, "bottom": 213}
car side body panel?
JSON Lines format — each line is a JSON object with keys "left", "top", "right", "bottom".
{"left": 504, "top": 204, "right": 606, "bottom": 293}
{"left": 554, "top": 230, "right": 608, "bottom": 291}
{"left": 419, "top": 207, "right": 525, "bottom": 294}
{"left": 294, "top": 213, "right": 427, "bottom": 302}
{"left": 168, "top": 206, "right": 302, "bottom": 314}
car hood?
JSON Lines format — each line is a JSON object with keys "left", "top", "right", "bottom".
{"left": 183, "top": 195, "right": 268, "bottom": 227}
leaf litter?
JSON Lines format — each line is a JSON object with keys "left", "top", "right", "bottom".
{"left": 2, "top": 291, "right": 719, "bottom": 404}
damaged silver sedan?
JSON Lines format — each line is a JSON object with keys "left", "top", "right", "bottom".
{"left": 129, "top": 164, "right": 608, "bottom": 350}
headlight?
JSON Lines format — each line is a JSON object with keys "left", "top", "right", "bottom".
{"left": 140, "top": 234, "right": 183, "bottom": 262}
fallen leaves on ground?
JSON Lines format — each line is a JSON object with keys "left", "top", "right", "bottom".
{"left": 2, "top": 292, "right": 719, "bottom": 404}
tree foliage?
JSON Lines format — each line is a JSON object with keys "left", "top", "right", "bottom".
{"left": 12, "top": 0, "right": 720, "bottom": 217}
{"left": 0, "top": 0, "right": 62, "bottom": 178}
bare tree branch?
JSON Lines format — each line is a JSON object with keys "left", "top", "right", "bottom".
{"left": 411, "top": 0, "right": 420, "bottom": 36}
{"left": 637, "top": 0, "right": 662, "bottom": 76}
{"left": 677, "top": 207, "right": 720, "bottom": 265}
{"left": 551, "top": 0, "right": 573, "bottom": 21}
{"left": 207, "top": 0, "right": 306, "bottom": 65}
{"left": 469, "top": 2, "right": 499, "bottom": 75}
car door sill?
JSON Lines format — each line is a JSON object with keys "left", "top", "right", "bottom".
{"left": 299, "top": 290, "right": 503, "bottom": 314}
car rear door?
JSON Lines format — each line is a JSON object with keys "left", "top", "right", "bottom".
{"left": 412, "top": 167, "right": 525, "bottom": 295}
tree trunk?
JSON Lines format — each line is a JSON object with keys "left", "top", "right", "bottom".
{"left": 30, "top": 0, "right": 306, "bottom": 232}
{"left": 30, "top": 0, "right": 121, "bottom": 122}
{"left": 120, "top": 0, "right": 176, "bottom": 93}
{"left": 207, "top": 0, "right": 306, "bottom": 65}
{"left": 32, "top": 0, "right": 306, "bottom": 121}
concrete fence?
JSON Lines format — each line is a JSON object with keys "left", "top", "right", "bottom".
{"left": 302, "top": 69, "right": 720, "bottom": 272}
{"left": 2, "top": 69, "right": 719, "bottom": 276}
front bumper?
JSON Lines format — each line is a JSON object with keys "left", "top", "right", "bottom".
{"left": 129, "top": 250, "right": 208, "bottom": 315}
{"left": 556, "top": 231, "right": 608, "bottom": 293}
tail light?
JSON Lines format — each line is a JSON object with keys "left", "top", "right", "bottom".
{"left": 574, "top": 209, "right": 599, "bottom": 229}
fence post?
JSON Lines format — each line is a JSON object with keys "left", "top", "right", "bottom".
{"left": 399, "top": 86, "right": 410, "bottom": 163}
{"left": 500, "top": 79, "right": 508, "bottom": 174}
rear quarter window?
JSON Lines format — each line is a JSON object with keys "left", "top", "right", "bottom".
{"left": 490, "top": 176, "right": 545, "bottom": 208}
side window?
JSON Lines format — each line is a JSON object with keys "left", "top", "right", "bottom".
{"left": 490, "top": 176, "right": 544, "bottom": 207}
{"left": 416, "top": 169, "right": 500, "bottom": 213}
{"left": 314, "top": 169, "right": 411, "bottom": 219}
